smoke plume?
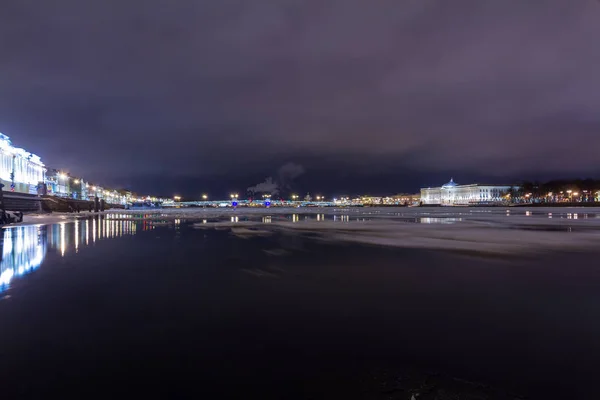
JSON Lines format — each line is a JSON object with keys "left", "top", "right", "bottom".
{"left": 277, "top": 162, "right": 305, "bottom": 191}
{"left": 247, "top": 176, "right": 279, "bottom": 195}
{"left": 246, "top": 163, "right": 305, "bottom": 196}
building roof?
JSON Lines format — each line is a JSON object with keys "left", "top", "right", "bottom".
{"left": 441, "top": 178, "right": 457, "bottom": 188}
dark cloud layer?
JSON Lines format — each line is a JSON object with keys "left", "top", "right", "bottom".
{"left": 1, "top": 0, "right": 599, "bottom": 196}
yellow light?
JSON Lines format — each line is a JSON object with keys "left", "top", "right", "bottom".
{"left": 202, "top": 194, "right": 208, "bottom": 200}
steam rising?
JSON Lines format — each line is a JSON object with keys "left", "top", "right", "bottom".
{"left": 247, "top": 162, "right": 305, "bottom": 196}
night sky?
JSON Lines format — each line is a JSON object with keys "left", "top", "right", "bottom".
{"left": 1, "top": 1, "right": 599, "bottom": 198}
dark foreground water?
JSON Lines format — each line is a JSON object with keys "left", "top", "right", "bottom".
{"left": 2, "top": 216, "right": 600, "bottom": 399}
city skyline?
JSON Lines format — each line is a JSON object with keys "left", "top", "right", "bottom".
{"left": 1, "top": 1, "right": 599, "bottom": 196}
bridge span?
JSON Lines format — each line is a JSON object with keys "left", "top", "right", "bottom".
{"left": 164, "top": 200, "right": 338, "bottom": 208}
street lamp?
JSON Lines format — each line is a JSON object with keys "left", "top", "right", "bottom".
{"left": 316, "top": 195, "right": 322, "bottom": 201}
{"left": 174, "top": 196, "right": 181, "bottom": 202}
{"left": 202, "top": 194, "right": 208, "bottom": 200}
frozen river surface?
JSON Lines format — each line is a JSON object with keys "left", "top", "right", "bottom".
{"left": 2, "top": 208, "right": 600, "bottom": 398}
{"left": 24, "top": 206, "right": 600, "bottom": 254}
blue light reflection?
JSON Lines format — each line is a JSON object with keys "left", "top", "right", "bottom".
{"left": 0, "top": 226, "right": 46, "bottom": 292}
{"left": 0, "top": 215, "right": 142, "bottom": 293}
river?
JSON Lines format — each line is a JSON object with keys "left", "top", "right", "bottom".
{"left": 1, "top": 212, "right": 600, "bottom": 398}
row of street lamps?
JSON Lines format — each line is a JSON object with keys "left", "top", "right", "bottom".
{"left": 172, "top": 193, "right": 326, "bottom": 202}
{"left": 55, "top": 171, "right": 161, "bottom": 203}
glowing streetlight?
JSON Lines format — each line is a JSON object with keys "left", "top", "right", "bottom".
{"left": 316, "top": 195, "right": 322, "bottom": 201}
{"left": 230, "top": 193, "right": 238, "bottom": 199}
{"left": 174, "top": 196, "right": 181, "bottom": 201}
{"left": 74, "top": 179, "right": 80, "bottom": 184}
{"left": 202, "top": 194, "right": 208, "bottom": 200}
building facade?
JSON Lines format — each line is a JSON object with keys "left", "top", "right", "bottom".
{"left": 0, "top": 133, "right": 46, "bottom": 194}
{"left": 421, "top": 178, "right": 514, "bottom": 205}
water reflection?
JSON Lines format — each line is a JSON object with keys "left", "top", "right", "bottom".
{"left": 333, "top": 215, "right": 350, "bottom": 222}
{"left": 1, "top": 216, "right": 144, "bottom": 293}
{"left": 46, "top": 216, "right": 138, "bottom": 254}
{"left": 1, "top": 226, "right": 46, "bottom": 291}
{"left": 419, "top": 217, "right": 462, "bottom": 224}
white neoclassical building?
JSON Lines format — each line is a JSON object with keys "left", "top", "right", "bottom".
{"left": 420, "top": 178, "right": 514, "bottom": 205}
{"left": 0, "top": 133, "right": 46, "bottom": 194}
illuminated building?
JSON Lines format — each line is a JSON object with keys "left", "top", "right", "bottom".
{"left": 420, "top": 178, "right": 514, "bottom": 205}
{"left": 45, "top": 169, "right": 70, "bottom": 197}
{"left": 0, "top": 133, "right": 46, "bottom": 194}
{"left": 391, "top": 193, "right": 421, "bottom": 205}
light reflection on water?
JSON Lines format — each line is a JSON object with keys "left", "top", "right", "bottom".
{"left": 2, "top": 210, "right": 470, "bottom": 292}
{"left": 0, "top": 226, "right": 46, "bottom": 290}
{"left": 4, "top": 208, "right": 593, "bottom": 293}
{"left": 419, "top": 217, "right": 463, "bottom": 224}
{"left": 0, "top": 216, "right": 150, "bottom": 293}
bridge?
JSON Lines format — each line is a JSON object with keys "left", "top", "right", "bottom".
{"left": 164, "top": 199, "right": 338, "bottom": 208}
